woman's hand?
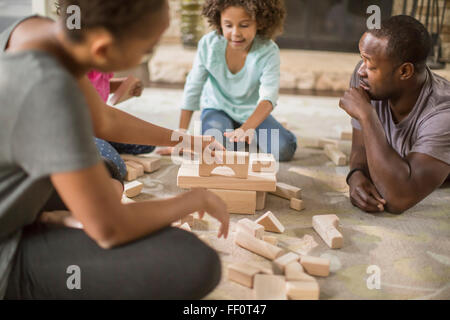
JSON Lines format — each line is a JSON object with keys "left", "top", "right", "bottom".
{"left": 193, "top": 189, "right": 229, "bottom": 239}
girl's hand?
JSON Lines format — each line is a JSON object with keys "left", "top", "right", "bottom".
{"left": 39, "top": 210, "right": 84, "bottom": 229}
{"left": 130, "top": 79, "right": 143, "bottom": 97}
{"left": 193, "top": 189, "right": 229, "bottom": 239}
{"left": 223, "top": 127, "right": 255, "bottom": 144}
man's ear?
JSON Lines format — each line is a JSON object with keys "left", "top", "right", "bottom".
{"left": 89, "top": 29, "right": 115, "bottom": 67}
{"left": 398, "top": 62, "right": 415, "bottom": 81}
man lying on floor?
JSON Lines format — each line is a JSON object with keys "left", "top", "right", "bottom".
{"left": 339, "top": 15, "right": 450, "bottom": 214}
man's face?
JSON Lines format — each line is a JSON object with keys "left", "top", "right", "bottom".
{"left": 220, "top": 6, "right": 258, "bottom": 52}
{"left": 357, "top": 32, "right": 400, "bottom": 100}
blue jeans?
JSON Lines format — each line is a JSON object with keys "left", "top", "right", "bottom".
{"left": 201, "top": 109, "right": 297, "bottom": 161}
{"left": 94, "top": 138, "right": 155, "bottom": 180}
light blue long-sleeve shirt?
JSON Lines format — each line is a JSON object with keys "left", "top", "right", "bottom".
{"left": 181, "top": 31, "right": 281, "bottom": 123}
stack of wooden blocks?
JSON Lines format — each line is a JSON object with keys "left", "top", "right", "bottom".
{"left": 177, "top": 151, "right": 277, "bottom": 215}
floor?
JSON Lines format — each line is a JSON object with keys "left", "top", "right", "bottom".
{"left": 114, "top": 88, "right": 450, "bottom": 300}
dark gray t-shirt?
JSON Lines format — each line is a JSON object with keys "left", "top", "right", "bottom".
{"left": 351, "top": 61, "right": 450, "bottom": 166}
{"left": 0, "top": 17, "right": 101, "bottom": 298}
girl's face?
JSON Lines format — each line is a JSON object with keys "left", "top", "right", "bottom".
{"left": 220, "top": 6, "right": 257, "bottom": 51}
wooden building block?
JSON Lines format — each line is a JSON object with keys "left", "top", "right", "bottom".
{"left": 110, "top": 76, "right": 141, "bottom": 105}
{"left": 124, "top": 161, "right": 144, "bottom": 177}
{"left": 318, "top": 138, "right": 340, "bottom": 149}
{"left": 290, "top": 198, "right": 305, "bottom": 211}
{"left": 177, "top": 161, "right": 277, "bottom": 192}
{"left": 209, "top": 189, "right": 256, "bottom": 215}
{"left": 312, "top": 214, "right": 343, "bottom": 249}
{"left": 192, "top": 218, "right": 210, "bottom": 230}
{"left": 121, "top": 195, "right": 136, "bottom": 204}
{"left": 324, "top": 145, "right": 347, "bottom": 166}
{"left": 227, "top": 262, "right": 264, "bottom": 288}
{"left": 236, "top": 218, "right": 264, "bottom": 239}
{"left": 270, "top": 182, "right": 302, "bottom": 200}
{"left": 255, "top": 211, "right": 285, "bottom": 233}
{"left": 199, "top": 151, "right": 249, "bottom": 179}
{"left": 340, "top": 130, "right": 352, "bottom": 141}
{"left": 125, "top": 163, "right": 139, "bottom": 181}
{"left": 121, "top": 154, "right": 161, "bottom": 173}
{"left": 124, "top": 181, "right": 143, "bottom": 198}
{"left": 251, "top": 153, "right": 276, "bottom": 173}
{"left": 235, "top": 231, "right": 284, "bottom": 261}
{"left": 263, "top": 235, "right": 278, "bottom": 246}
{"left": 180, "top": 214, "right": 194, "bottom": 227}
{"left": 286, "top": 280, "right": 319, "bottom": 300}
{"left": 285, "top": 262, "right": 315, "bottom": 282}
{"left": 256, "top": 192, "right": 267, "bottom": 211}
{"left": 179, "top": 222, "right": 191, "bottom": 232}
{"left": 300, "top": 256, "right": 330, "bottom": 277}
{"left": 273, "top": 252, "right": 300, "bottom": 274}
{"left": 253, "top": 274, "right": 287, "bottom": 300}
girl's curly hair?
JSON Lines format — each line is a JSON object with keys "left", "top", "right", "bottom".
{"left": 202, "top": 0, "right": 286, "bottom": 40}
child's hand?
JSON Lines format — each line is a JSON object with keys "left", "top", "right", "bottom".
{"left": 130, "top": 78, "right": 143, "bottom": 97}
{"left": 224, "top": 127, "right": 255, "bottom": 144}
{"left": 194, "top": 189, "right": 229, "bottom": 239}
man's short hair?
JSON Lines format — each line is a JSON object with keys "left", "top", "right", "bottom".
{"left": 367, "top": 15, "right": 431, "bottom": 72}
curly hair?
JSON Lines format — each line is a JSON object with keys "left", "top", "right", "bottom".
{"left": 56, "top": 0, "right": 166, "bottom": 43}
{"left": 202, "top": 0, "right": 286, "bottom": 40}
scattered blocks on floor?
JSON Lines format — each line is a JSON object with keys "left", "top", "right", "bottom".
{"left": 290, "top": 198, "right": 305, "bottom": 211}
{"left": 234, "top": 231, "right": 284, "bottom": 261}
{"left": 300, "top": 255, "right": 330, "bottom": 277}
{"left": 236, "top": 218, "right": 264, "bottom": 239}
{"left": 227, "top": 262, "right": 269, "bottom": 288}
{"left": 270, "top": 182, "right": 302, "bottom": 200}
{"left": 124, "top": 180, "right": 143, "bottom": 198}
{"left": 253, "top": 274, "right": 287, "bottom": 300}
{"left": 273, "top": 252, "right": 300, "bottom": 274}
{"left": 121, "top": 154, "right": 161, "bottom": 173}
{"left": 312, "top": 214, "right": 343, "bottom": 249}
{"left": 255, "top": 211, "right": 285, "bottom": 233}
{"left": 262, "top": 235, "right": 278, "bottom": 246}
{"left": 286, "top": 280, "right": 320, "bottom": 300}
{"left": 324, "top": 144, "right": 347, "bottom": 166}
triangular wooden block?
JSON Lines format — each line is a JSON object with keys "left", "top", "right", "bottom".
{"left": 255, "top": 211, "right": 285, "bottom": 233}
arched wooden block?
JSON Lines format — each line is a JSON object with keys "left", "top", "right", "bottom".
{"left": 199, "top": 151, "right": 249, "bottom": 179}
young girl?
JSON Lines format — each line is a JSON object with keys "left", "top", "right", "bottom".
{"left": 163, "top": 0, "right": 297, "bottom": 161}
{"left": 0, "top": 0, "right": 228, "bottom": 299}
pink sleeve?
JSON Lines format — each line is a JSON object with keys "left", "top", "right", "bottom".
{"left": 87, "top": 70, "right": 114, "bottom": 102}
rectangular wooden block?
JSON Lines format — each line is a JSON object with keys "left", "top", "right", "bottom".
{"left": 255, "top": 211, "right": 285, "bottom": 233}
{"left": 199, "top": 151, "right": 249, "bottom": 179}
{"left": 290, "top": 198, "right": 305, "bottom": 211}
{"left": 340, "top": 130, "right": 352, "bottom": 141}
{"left": 209, "top": 189, "right": 256, "bottom": 214}
{"left": 324, "top": 145, "right": 347, "bottom": 166}
{"left": 270, "top": 182, "right": 302, "bottom": 200}
{"left": 235, "top": 231, "right": 284, "bottom": 261}
{"left": 180, "top": 214, "right": 194, "bottom": 227}
{"left": 286, "top": 280, "right": 319, "bottom": 300}
{"left": 263, "top": 235, "right": 278, "bottom": 246}
{"left": 125, "top": 163, "right": 139, "bottom": 181}
{"left": 300, "top": 256, "right": 330, "bottom": 277}
{"left": 312, "top": 214, "right": 343, "bottom": 249}
{"left": 124, "top": 161, "right": 144, "bottom": 176}
{"left": 227, "top": 262, "right": 264, "bottom": 288}
{"left": 236, "top": 218, "right": 264, "bottom": 239}
{"left": 285, "top": 262, "right": 315, "bottom": 282}
{"left": 177, "top": 161, "right": 277, "bottom": 192}
{"left": 253, "top": 274, "right": 287, "bottom": 300}
{"left": 273, "top": 252, "right": 300, "bottom": 274}
{"left": 124, "top": 180, "right": 143, "bottom": 198}
{"left": 318, "top": 138, "right": 340, "bottom": 149}
{"left": 256, "top": 191, "right": 267, "bottom": 211}
{"left": 250, "top": 153, "right": 276, "bottom": 173}
{"left": 121, "top": 154, "right": 161, "bottom": 173}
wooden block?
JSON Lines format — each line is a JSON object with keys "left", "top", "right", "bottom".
{"left": 124, "top": 181, "right": 143, "bottom": 198}
{"left": 251, "top": 153, "right": 276, "bottom": 173}
{"left": 236, "top": 218, "right": 264, "bottom": 239}
{"left": 270, "top": 182, "right": 302, "bottom": 200}
{"left": 300, "top": 256, "right": 330, "bottom": 277}
{"left": 273, "top": 252, "right": 300, "bottom": 274}
{"left": 125, "top": 163, "right": 139, "bottom": 181}
{"left": 285, "top": 262, "right": 316, "bottom": 282}
{"left": 255, "top": 211, "right": 285, "bottom": 233}
{"left": 209, "top": 189, "right": 256, "bottom": 214}
{"left": 286, "top": 280, "right": 319, "bottom": 300}
{"left": 340, "top": 130, "right": 352, "bottom": 141}
{"left": 179, "top": 222, "right": 191, "bottom": 232}
{"left": 324, "top": 145, "right": 347, "bottom": 166}
{"left": 110, "top": 76, "right": 141, "bottom": 105}
{"left": 124, "top": 161, "right": 144, "bottom": 177}
{"left": 180, "top": 214, "right": 194, "bottom": 227}
{"left": 121, "top": 195, "right": 136, "bottom": 204}
{"left": 192, "top": 218, "right": 210, "bottom": 230}
{"left": 199, "top": 151, "right": 249, "bottom": 179}
{"left": 177, "top": 161, "right": 277, "bottom": 192}
{"left": 256, "top": 192, "right": 267, "bottom": 211}
{"left": 227, "top": 262, "right": 264, "bottom": 288}
{"left": 290, "top": 198, "right": 305, "bottom": 211}
{"left": 263, "top": 235, "right": 278, "bottom": 246}
{"left": 253, "top": 274, "right": 287, "bottom": 300}
{"left": 318, "top": 138, "right": 340, "bottom": 149}
{"left": 121, "top": 154, "right": 161, "bottom": 173}
{"left": 235, "top": 231, "right": 284, "bottom": 260}
{"left": 312, "top": 214, "right": 343, "bottom": 249}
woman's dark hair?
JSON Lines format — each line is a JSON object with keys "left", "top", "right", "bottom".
{"left": 202, "top": 0, "right": 286, "bottom": 40}
{"left": 56, "top": 0, "right": 166, "bottom": 43}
